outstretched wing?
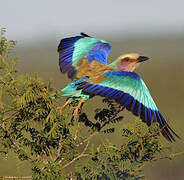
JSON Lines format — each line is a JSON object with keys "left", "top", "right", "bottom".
{"left": 76, "top": 71, "right": 179, "bottom": 142}
{"left": 58, "top": 33, "right": 112, "bottom": 79}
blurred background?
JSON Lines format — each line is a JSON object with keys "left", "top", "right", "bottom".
{"left": 1, "top": 0, "right": 184, "bottom": 179}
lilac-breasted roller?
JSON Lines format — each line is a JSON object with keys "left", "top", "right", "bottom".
{"left": 57, "top": 33, "right": 179, "bottom": 142}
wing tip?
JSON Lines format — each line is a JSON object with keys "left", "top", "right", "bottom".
{"left": 162, "top": 124, "right": 180, "bottom": 143}
{"left": 125, "top": 102, "right": 180, "bottom": 143}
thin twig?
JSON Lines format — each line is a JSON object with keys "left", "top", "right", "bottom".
{"left": 152, "top": 151, "right": 184, "bottom": 161}
{"left": 170, "top": 151, "right": 184, "bottom": 158}
{"left": 145, "top": 124, "right": 167, "bottom": 140}
{"left": 62, "top": 140, "right": 90, "bottom": 168}
{"left": 74, "top": 122, "right": 80, "bottom": 141}
{"left": 57, "top": 135, "right": 63, "bottom": 158}
{"left": 76, "top": 131, "right": 99, "bottom": 147}
{"left": 54, "top": 134, "right": 63, "bottom": 162}
{"left": 46, "top": 146, "right": 54, "bottom": 161}
{"left": 131, "top": 161, "right": 149, "bottom": 175}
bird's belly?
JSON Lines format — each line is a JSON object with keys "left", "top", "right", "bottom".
{"left": 61, "top": 84, "right": 90, "bottom": 101}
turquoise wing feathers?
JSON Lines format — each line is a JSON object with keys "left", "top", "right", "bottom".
{"left": 57, "top": 33, "right": 112, "bottom": 78}
{"left": 76, "top": 71, "right": 179, "bottom": 142}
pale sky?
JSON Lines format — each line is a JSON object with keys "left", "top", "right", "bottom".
{"left": 1, "top": 0, "right": 184, "bottom": 43}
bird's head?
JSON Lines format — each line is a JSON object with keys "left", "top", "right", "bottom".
{"left": 109, "top": 53, "right": 149, "bottom": 72}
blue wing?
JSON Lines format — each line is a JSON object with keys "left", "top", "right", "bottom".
{"left": 76, "top": 71, "right": 179, "bottom": 142}
{"left": 58, "top": 33, "right": 111, "bottom": 78}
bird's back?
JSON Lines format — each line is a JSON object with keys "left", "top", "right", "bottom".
{"left": 76, "top": 58, "right": 114, "bottom": 82}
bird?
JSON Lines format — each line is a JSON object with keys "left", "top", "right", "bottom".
{"left": 57, "top": 32, "right": 179, "bottom": 142}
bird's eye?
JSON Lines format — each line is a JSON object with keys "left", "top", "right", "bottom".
{"left": 123, "top": 57, "right": 129, "bottom": 61}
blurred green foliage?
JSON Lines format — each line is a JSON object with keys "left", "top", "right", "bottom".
{"left": 0, "top": 28, "right": 181, "bottom": 180}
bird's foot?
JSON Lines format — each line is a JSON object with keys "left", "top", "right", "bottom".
{"left": 71, "top": 99, "right": 84, "bottom": 121}
{"left": 58, "top": 99, "right": 71, "bottom": 116}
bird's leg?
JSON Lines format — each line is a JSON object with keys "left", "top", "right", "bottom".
{"left": 59, "top": 99, "right": 71, "bottom": 115}
{"left": 71, "top": 98, "right": 84, "bottom": 121}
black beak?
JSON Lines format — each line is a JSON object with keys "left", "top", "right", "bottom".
{"left": 137, "top": 56, "right": 149, "bottom": 62}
